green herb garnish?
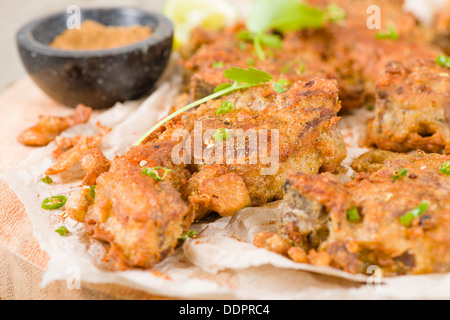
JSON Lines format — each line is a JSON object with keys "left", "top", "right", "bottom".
{"left": 179, "top": 230, "right": 197, "bottom": 241}
{"left": 440, "top": 161, "right": 450, "bottom": 175}
{"left": 55, "top": 226, "right": 69, "bottom": 236}
{"left": 273, "top": 79, "right": 290, "bottom": 93}
{"left": 347, "top": 207, "right": 360, "bottom": 222}
{"left": 325, "top": 3, "right": 346, "bottom": 23}
{"left": 42, "top": 195, "right": 68, "bottom": 210}
{"left": 436, "top": 55, "right": 450, "bottom": 68}
{"left": 213, "top": 128, "right": 230, "bottom": 141}
{"left": 40, "top": 176, "right": 53, "bottom": 184}
{"left": 376, "top": 24, "right": 399, "bottom": 41}
{"left": 134, "top": 67, "right": 273, "bottom": 145}
{"left": 246, "top": 57, "right": 256, "bottom": 66}
{"left": 89, "top": 185, "right": 96, "bottom": 198}
{"left": 216, "top": 100, "right": 233, "bottom": 115}
{"left": 239, "top": 0, "right": 325, "bottom": 60}
{"left": 400, "top": 201, "right": 429, "bottom": 226}
{"left": 392, "top": 168, "right": 408, "bottom": 180}
{"left": 142, "top": 166, "right": 172, "bottom": 181}
{"left": 212, "top": 61, "right": 225, "bottom": 68}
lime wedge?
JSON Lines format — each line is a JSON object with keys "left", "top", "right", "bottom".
{"left": 163, "top": 0, "right": 239, "bottom": 48}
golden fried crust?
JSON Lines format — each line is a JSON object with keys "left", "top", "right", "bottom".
{"left": 279, "top": 151, "right": 450, "bottom": 276}
{"left": 17, "top": 104, "right": 91, "bottom": 146}
{"left": 84, "top": 142, "right": 192, "bottom": 270}
{"left": 351, "top": 149, "right": 409, "bottom": 173}
{"left": 79, "top": 148, "right": 111, "bottom": 186}
{"left": 367, "top": 59, "right": 450, "bottom": 154}
{"left": 174, "top": 79, "right": 347, "bottom": 207}
{"left": 186, "top": 164, "right": 251, "bottom": 218}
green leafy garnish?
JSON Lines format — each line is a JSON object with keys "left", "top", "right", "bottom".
{"left": 134, "top": 67, "right": 273, "bottom": 145}
{"left": 347, "top": 207, "right": 360, "bottom": 222}
{"left": 55, "top": 226, "right": 69, "bottom": 236}
{"left": 436, "top": 55, "right": 450, "bottom": 68}
{"left": 40, "top": 176, "right": 53, "bottom": 184}
{"left": 89, "top": 185, "right": 96, "bottom": 198}
{"left": 240, "top": 0, "right": 325, "bottom": 60}
{"left": 376, "top": 24, "right": 399, "bottom": 41}
{"left": 273, "top": 79, "right": 290, "bottom": 93}
{"left": 440, "top": 161, "right": 450, "bottom": 175}
{"left": 325, "top": 4, "right": 346, "bottom": 23}
{"left": 400, "top": 201, "right": 429, "bottom": 226}
{"left": 179, "top": 230, "right": 197, "bottom": 242}
{"left": 213, "top": 128, "right": 230, "bottom": 141}
{"left": 246, "top": 57, "right": 256, "bottom": 66}
{"left": 216, "top": 100, "right": 233, "bottom": 115}
{"left": 212, "top": 61, "right": 225, "bottom": 68}
{"left": 392, "top": 168, "right": 408, "bottom": 180}
{"left": 42, "top": 195, "right": 68, "bottom": 210}
{"left": 142, "top": 166, "right": 172, "bottom": 181}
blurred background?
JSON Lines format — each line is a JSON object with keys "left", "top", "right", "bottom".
{"left": 0, "top": 0, "right": 443, "bottom": 91}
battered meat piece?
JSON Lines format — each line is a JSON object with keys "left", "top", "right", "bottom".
{"left": 367, "top": 59, "right": 450, "bottom": 154}
{"left": 17, "top": 104, "right": 91, "bottom": 146}
{"left": 351, "top": 149, "right": 409, "bottom": 173}
{"left": 79, "top": 148, "right": 111, "bottom": 186}
{"left": 168, "top": 78, "right": 347, "bottom": 211}
{"left": 83, "top": 78, "right": 346, "bottom": 270}
{"left": 259, "top": 151, "right": 450, "bottom": 276}
{"left": 180, "top": 0, "right": 441, "bottom": 112}
{"left": 84, "top": 141, "right": 192, "bottom": 270}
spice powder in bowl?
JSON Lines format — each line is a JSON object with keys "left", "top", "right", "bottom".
{"left": 49, "top": 19, "right": 152, "bottom": 50}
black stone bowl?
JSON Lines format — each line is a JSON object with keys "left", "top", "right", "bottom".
{"left": 16, "top": 7, "right": 173, "bottom": 109}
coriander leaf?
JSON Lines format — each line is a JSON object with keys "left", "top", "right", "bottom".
{"left": 214, "top": 82, "right": 233, "bottom": 93}
{"left": 216, "top": 100, "right": 233, "bottom": 115}
{"left": 270, "top": 2, "right": 324, "bottom": 32}
{"left": 224, "top": 67, "right": 273, "bottom": 85}
{"left": 259, "top": 33, "right": 282, "bottom": 48}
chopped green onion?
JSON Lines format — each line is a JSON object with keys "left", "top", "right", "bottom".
{"left": 213, "top": 128, "right": 230, "bottom": 141}
{"left": 42, "top": 195, "right": 68, "bottom": 210}
{"left": 436, "top": 55, "right": 450, "bottom": 68}
{"left": 55, "top": 226, "right": 69, "bottom": 236}
{"left": 347, "top": 207, "right": 360, "bottom": 222}
{"left": 216, "top": 100, "right": 233, "bottom": 115}
{"left": 392, "top": 168, "right": 408, "bottom": 180}
{"left": 273, "top": 79, "right": 290, "bottom": 93}
{"left": 89, "top": 185, "right": 96, "bottom": 198}
{"left": 40, "top": 176, "right": 53, "bottom": 184}
{"left": 400, "top": 201, "right": 429, "bottom": 226}
{"left": 440, "top": 161, "right": 450, "bottom": 175}
{"left": 246, "top": 57, "right": 256, "bottom": 66}
{"left": 376, "top": 25, "right": 399, "bottom": 41}
{"left": 325, "top": 4, "right": 346, "bottom": 22}
{"left": 142, "top": 166, "right": 172, "bottom": 181}
{"left": 178, "top": 230, "right": 197, "bottom": 242}
{"left": 212, "top": 61, "right": 224, "bottom": 68}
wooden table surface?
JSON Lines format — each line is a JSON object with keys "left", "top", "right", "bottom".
{"left": 0, "top": 77, "right": 170, "bottom": 299}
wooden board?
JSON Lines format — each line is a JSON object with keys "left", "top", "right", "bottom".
{"left": 0, "top": 77, "right": 171, "bottom": 299}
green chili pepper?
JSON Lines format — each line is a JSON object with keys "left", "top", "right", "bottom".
{"left": 142, "top": 166, "right": 171, "bottom": 181}
{"left": 42, "top": 195, "right": 68, "bottom": 210}
{"left": 55, "top": 226, "right": 69, "bottom": 236}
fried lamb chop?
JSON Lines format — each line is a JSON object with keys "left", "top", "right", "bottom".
{"left": 255, "top": 151, "right": 450, "bottom": 276}
{"left": 81, "top": 78, "right": 347, "bottom": 270}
